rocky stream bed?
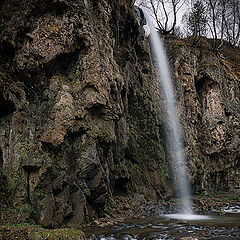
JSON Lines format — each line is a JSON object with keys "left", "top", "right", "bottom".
{"left": 84, "top": 215, "right": 240, "bottom": 240}
{"left": 83, "top": 193, "right": 240, "bottom": 240}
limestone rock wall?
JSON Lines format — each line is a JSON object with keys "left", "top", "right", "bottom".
{"left": 165, "top": 38, "right": 240, "bottom": 194}
{"left": 0, "top": 0, "right": 168, "bottom": 227}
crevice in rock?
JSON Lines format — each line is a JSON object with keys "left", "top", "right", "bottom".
{"left": 25, "top": 84, "right": 47, "bottom": 106}
{"left": 124, "top": 137, "right": 137, "bottom": 165}
{"left": 61, "top": 211, "right": 74, "bottom": 226}
{"left": 194, "top": 76, "right": 206, "bottom": 96}
{"left": 134, "top": 43, "right": 150, "bottom": 62}
{"left": 31, "top": 0, "right": 69, "bottom": 17}
{"left": 121, "top": 8, "right": 138, "bottom": 44}
{"left": 141, "top": 68, "right": 149, "bottom": 75}
{"left": 16, "top": 26, "right": 33, "bottom": 47}
{"left": 0, "top": 93, "right": 15, "bottom": 119}
{"left": 87, "top": 201, "right": 104, "bottom": 219}
{"left": 127, "top": 87, "right": 135, "bottom": 107}
{"left": 44, "top": 51, "right": 79, "bottom": 79}
{"left": 0, "top": 40, "right": 15, "bottom": 60}
{"left": 110, "top": 80, "right": 118, "bottom": 101}
{"left": 197, "top": 113, "right": 202, "bottom": 121}
{"left": 26, "top": 172, "right": 30, "bottom": 203}
{"left": 121, "top": 86, "right": 126, "bottom": 101}
{"left": 235, "top": 160, "right": 240, "bottom": 168}
{"left": 114, "top": 177, "right": 128, "bottom": 195}
{"left": 0, "top": 148, "right": 3, "bottom": 172}
{"left": 224, "top": 107, "right": 231, "bottom": 117}
{"left": 0, "top": 0, "right": 6, "bottom": 11}
{"left": 87, "top": 104, "right": 105, "bottom": 117}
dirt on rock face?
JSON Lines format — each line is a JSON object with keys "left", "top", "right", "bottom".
{"left": 0, "top": 0, "right": 168, "bottom": 227}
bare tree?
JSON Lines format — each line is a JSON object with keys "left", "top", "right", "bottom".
{"left": 182, "top": 0, "right": 240, "bottom": 47}
{"left": 207, "top": 0, "right": 240, "bottom": 48}
{"left": 206, "top": 0, "right": 219, "bottom": 48}
{"left": 137, "top": 0, "right": 240, "bottom": 46}
{"left": 223, "top": 0, "right": 240, "bottom": 46}
{"left": 137, "top": 0, "right": 187, "bottom": 35}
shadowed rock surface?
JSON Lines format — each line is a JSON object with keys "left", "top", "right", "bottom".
{"left": 0, "top": 0, "right": 168, "bottom": 227}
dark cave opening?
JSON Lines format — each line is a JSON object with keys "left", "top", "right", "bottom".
{"left": 0, "top": 93, "right": 15, "bottom": 119}
{"left": 127, "top": 87, "right": 135, "bottom": 107}
{"left": 121, "top": 86, "right": 126, "bottom": 101}
{"left": 31, "top": 0, "right": 69, "bottom": 18}
{"left": 44, "top": 51, "right": 79, "bottom": 79}
{"left": 114, "top": 177, "right": 128, "bottom": 195}
{"left": 17, "top": 68, "right": 48, "bottom": 105}
{"left": 0, "top": 41, "right": 15, "bottom": 60}
{"left": 0, "top": 0, "right": 6, "bottom": 11}
{"left": 194, "top": 76, "right": 206, "bottom": 95}
{"left": 224, "top": 107, "right": 231, "bottom": 117}
{"left": 0, "top": 148, "right": 3, "bottom": 172}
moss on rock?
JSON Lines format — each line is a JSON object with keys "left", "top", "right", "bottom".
{"left": 0, "top": 225, "right": 85, "bottom": 240}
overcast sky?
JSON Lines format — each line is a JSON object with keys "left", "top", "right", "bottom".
{"left": 134, "top": 0, "right": 190, "bottom": 28}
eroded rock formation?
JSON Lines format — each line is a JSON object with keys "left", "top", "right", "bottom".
{"left": 0, "top": 0, "right": 167, "bottom": 227}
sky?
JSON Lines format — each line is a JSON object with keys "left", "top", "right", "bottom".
{"left": 134, "top": 0, "right": 190, "bottom": 30}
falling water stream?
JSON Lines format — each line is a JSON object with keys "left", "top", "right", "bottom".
{"left": 143, "top": 10, "right": 192, "bottom": 216}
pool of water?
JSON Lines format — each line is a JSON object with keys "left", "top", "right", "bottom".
{"left": 84, "top": 209, "right": 240, "bottom": 240}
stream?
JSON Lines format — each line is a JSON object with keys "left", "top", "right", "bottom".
{"left": 84, "top": 207, "right": 240, "bottom": 240}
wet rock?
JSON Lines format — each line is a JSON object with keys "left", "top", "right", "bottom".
{"left": 181, "top": 237, "right": 198, "bottom": 240}
{"left": 99, "top": 222, "right": 108, "bottom": 228}
{"left": 90, "top": 234, "right": 97, "bottom": 240}
{"left": 93, "top": 220, "right": 100, "bottom": 225}
{"left": 124, "top": 204, "right": 131, "bottom": 210}
{"left": 39, "top": 193, "right": 56, "bottom": 227}
{"left": 219, "top": 209, "right": 226, "bottom": 215}
{"left": 68, "top": 189, "right": 86, "bottom": 227}
{"left": 178, "top": 220, "right": 188, "bottom": 224}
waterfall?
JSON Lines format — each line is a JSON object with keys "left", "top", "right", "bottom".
{"left": 143, "top": 10, "right": 193, "bottom": 215}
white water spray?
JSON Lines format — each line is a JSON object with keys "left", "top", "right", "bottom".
{"left": 143, "top": 10, "right": 193, "bottom": 215}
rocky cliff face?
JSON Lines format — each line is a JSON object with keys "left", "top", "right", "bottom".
{"left": 165, "top": 37, "right": 240, "bottom": 194}
{"left": 0, "top": 0, "right": 168, "bottom": 227}
{"left": 1, "top": 0, "right": 239, "bottom": 229}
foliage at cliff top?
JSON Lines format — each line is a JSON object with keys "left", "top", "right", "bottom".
{"left": 165, "top": 35, "right": 240, "bottom": 76}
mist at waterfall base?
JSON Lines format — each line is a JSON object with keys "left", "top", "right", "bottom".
{"left": 143, "top": 10, "right": 196, "bottom": 219}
